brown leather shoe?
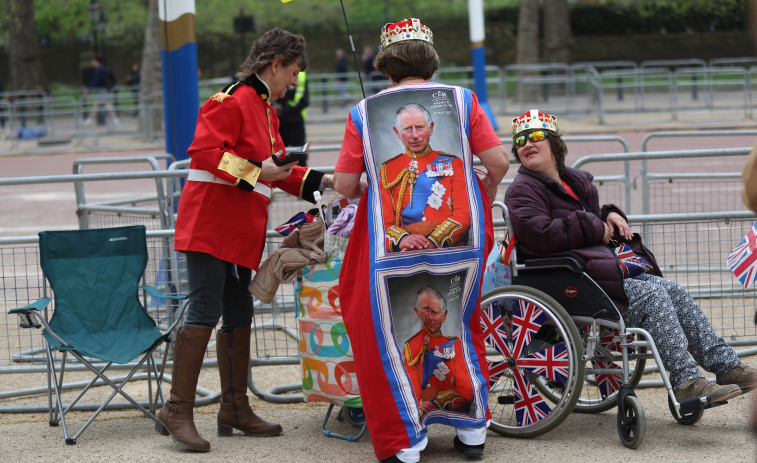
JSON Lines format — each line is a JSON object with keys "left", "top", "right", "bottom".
{"left": 216, "top": 326, "right": 283, "bottom": 437}
{"left": 674, "top": 377, "right": 741, "bottom": 404}
{"left": 155, "top": 325, "right": 213, "bottom": 451}
{"left": 716, "top": 362, "right": 755, "bottom": 390}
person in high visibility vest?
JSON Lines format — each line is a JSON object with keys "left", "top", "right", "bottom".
{"left": 273, "top": 70, "right": 309, "bottom": 166}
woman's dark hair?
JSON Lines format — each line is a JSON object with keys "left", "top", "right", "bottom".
{"left": 511, "top": 131, "right": 569, "bottom": 177}
{"left": 373, "top": 40, "right": 439, "bottom": 82}
{"left": 236, "top": 28, "right": 308, "bottom": 80}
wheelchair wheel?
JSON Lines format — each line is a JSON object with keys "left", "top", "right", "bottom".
{"left": 617, "top": 395, "right": 645, "bottom": 449}
{"left": 482, "top": 285, "right": 584, "bottom": 438}
{"left": 572, "top": 323, "right": 646, "bottom": 414}
{"left": 667, "top": 395, "right": 703, "bottom": 425}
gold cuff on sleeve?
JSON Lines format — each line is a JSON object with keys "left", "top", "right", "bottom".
{"left": 432, "top": 389, "right": 463, "bottom": 411}
{"left": 386, "top": 226, "right": 409, "bottom": 249}
{"left": 427, "top": 219, "right": 462, "bottom": 248}
{"left": 218, "top": 151, "right": 261, "bottom": 187}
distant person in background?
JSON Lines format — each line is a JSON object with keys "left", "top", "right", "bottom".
{"left": 362, "top": 46, "right": 384, "bottom": 94}
{"left": 335, "top": 48, "right": 349, "bottom": 106}
{"left": 362, "top": 46, "right": 376, "bottom": 76}
{"left": 125, "top": 63, "right": 140, "bottom": 116}
{"left": 273, "top": 70, "right": 309, "bottom": 166}
{"left": 82, "top": 56, "right": 119, "bottom": 126}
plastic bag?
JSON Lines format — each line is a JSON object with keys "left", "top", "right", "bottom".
{"left": 481, "top": 235, "right": 514, "bottom": 295}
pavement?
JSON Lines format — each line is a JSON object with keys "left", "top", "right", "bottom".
{"left": 2, "top": 365, "right": 756, "bottom": 462}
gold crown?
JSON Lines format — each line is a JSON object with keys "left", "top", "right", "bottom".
{"left": 380, "top": 18, "right": 433, "bottom": 49}
{"left": 512, "top": 109, "right": 559, "bottom": 138}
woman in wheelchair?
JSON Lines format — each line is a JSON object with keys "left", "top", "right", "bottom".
{"left": 504, "top": 109, "right": 754, "bottom": 406}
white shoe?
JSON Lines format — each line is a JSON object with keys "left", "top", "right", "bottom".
{"left": 84, "top": 118, "right": 92, "bottom": 126}
{"left": 113, "top": 117, "right": 120, "bottom": 126}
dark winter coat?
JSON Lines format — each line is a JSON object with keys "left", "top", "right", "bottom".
{"left": 504, "top": 165, "right": 662, "bottom": 313}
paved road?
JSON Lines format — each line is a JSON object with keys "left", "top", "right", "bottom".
{"left": 2, "top": 371, "right": 756, "bottom": 462}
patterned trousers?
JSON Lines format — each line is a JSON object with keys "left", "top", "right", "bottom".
{"left": 622, "top": 273, "right": 739, "bottom": 389}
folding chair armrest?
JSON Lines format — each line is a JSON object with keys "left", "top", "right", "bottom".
{"left": 9, "top": 298, "right": 51, "bottom": 329}
{"left": 139, "top": 286, "right": 190, "bottom": 336}
{"left": 140, "top": 285, "right": 188, "bottom": 300}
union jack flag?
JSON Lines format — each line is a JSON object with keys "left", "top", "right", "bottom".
{"left": 518, "top": 343, "right": 570, "bottom": 383}
{"left": 727, "top": 221, "right": 757, "bottom": 289}
{"left": 512, "top": 368, "right": 552, "bottom": 426}
{"left": 593, "top": 360, "right": 622, "bottom": 399}
{"left": 481, "top": 303, "right": 511, "bottom": 357}
{"left": 511, "top": 300, "right": 546, "bottom": 359}
{"left": 487, "top": 360, "right": 510, "bottom": 386}
{"left": 274, "top": 211, "right": 316, "bottom": 236}
{"left": 588, "top": 328, "right": 633, "bottom": 398}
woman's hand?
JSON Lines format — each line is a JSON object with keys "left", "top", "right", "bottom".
{"left": 259, "top": 152, "right": 297, "bottom": 181}
{"left": 476, "top": 170, "right": 497, "bottom": 204}
{"left": 601, "top": 222, "right": 613, "bottom": 245}
{"left": 606, "top": 211, "right": 632, "bottom": 240}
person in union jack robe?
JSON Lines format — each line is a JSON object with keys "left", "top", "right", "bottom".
{"left": 403, "top": 287, "right": 474, "bottom": 417}
{"left": 332, "top": 17, "right": 509, "bottom": 463}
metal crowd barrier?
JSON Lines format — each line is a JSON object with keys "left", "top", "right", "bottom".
{"left": 2, "top": 146, "right": 757, "bottom": 413}
{"left": 3, "top": 57, "right": 755, "bottom": 155}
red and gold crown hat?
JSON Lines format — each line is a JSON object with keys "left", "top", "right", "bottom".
{"left": 380, "top": 18, "right": 433, "bottom": 49}
{"left": 511, "top": 109, "right": 559, "bottom": 139}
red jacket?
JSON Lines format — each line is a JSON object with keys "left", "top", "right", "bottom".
{"left": 175, "top": 76, "right": 324, "bottom": 269}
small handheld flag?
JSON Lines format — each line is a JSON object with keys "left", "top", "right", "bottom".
{"left": 726, "top": 220, "right": 757, "bottom": 289}
{"left": 275, "top": 211, "right": 316, "bottom": 236}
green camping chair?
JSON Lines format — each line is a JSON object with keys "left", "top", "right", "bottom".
{"left": 10, "top": 225, "right": 187, "bottom": 445}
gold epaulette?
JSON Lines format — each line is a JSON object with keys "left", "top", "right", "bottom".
{"left": 211, "top": 81, "right": 243, "bottom": 103}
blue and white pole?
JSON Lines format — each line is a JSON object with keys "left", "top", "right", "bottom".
{"left": 159, "top": 0, "right": 199, "bottom": 163}
{"left": 468, "top": 0, "right": 498, "bottom": 130}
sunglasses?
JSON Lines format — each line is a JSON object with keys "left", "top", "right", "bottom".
{"left": 514, "top": 130, "right": 549, "bottom": 150}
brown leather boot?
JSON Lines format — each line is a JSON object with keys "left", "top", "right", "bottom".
{"left": 155, "top": 325, "right": 213, "bottom": 451}
{"left": 216, "top": 326, "right": 283, "bottom": 437}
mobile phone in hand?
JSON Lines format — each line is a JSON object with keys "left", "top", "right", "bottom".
{"left": 273, "top": 142, "right": 311, "bottom": 166}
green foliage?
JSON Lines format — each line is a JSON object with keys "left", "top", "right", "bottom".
{"left": 570, "top": 0, "right": 748, "bottom": 35}
{"left": 0, "top": 0, "right": 147, "bottom": 47}
{"left": 194, "top": 0, "right": 518, "bottom": 34}
{"left": 0, "top": 0, "right": 747, "bottom": 50}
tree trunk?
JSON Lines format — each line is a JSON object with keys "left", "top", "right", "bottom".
{"left": 543, "top": 0, "right": 573, "bottom": 64}
{"left": 515, "top": 0, "right": 541, "bottom": 103}
{"left": 543, "top": 0, "right": 573, "bottom": 101}
{"left": 139, "top": 0, "right": 163, "bottom": 138}
{"left": 6, "top": 0, "right": 46, "bottom": 93}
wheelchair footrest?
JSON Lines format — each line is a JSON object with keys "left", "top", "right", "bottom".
{"left": 703, "top": 401, "right": 728, "bottom": 411}
{"left": 679, "top": 397, "right": 706, "bottom": 415}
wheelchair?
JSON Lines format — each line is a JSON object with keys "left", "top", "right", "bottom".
{"left": 482, "top": 202, "right": 730, "bottom": 448}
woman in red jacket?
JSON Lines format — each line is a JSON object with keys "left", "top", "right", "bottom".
{"left": 157, "top": 28, "right": 333, "bottom": 452}
{"left": 505, "top": 109, "right": 753, "bottom": 408}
